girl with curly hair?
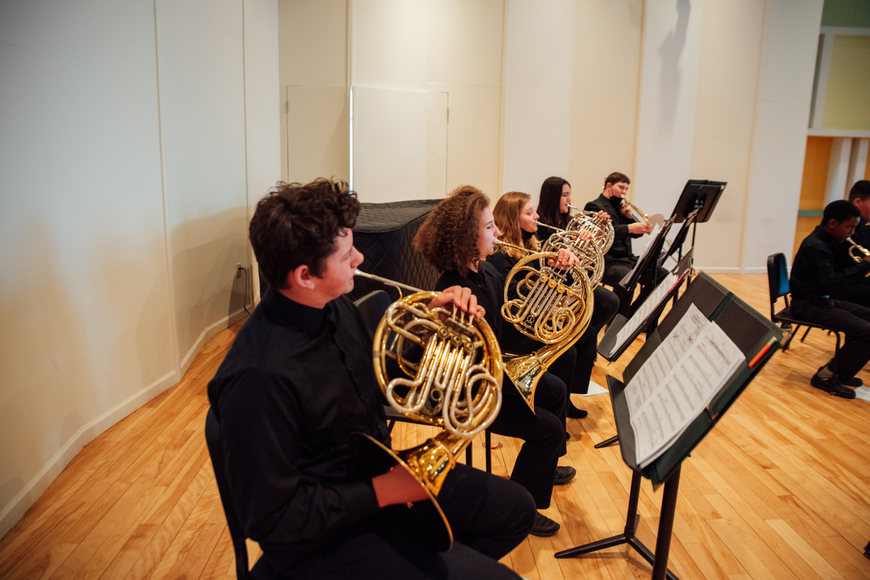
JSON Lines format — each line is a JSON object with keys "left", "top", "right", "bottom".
{"left": 414, "top": 186, "right": 574, "bottom": 538}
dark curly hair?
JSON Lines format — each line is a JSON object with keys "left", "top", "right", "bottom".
{"left": 537, "top": 176, "right": 571, "bottom": 230}
{"left": 414, "top": 185, "right": 490, "bottom": 276}
{"left": 249, "top": 178, "right": 360, "bottom": 289}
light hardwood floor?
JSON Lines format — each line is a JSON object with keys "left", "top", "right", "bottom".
{"left": 1, "top": 273, "right": 869, "bottom": 580}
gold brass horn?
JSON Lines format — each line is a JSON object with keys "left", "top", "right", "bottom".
{"left": 566, "top": 205, "right": 615, "bottom": 253}
{"left": 845, "top": 239, "right": 870, "bottom": 277}
{"left": 620, "top": 198, "right": 651, "bottom": 225}
{"left": 349, "top": 270, "right": 503, "bottom": 551}
{"left": 494, "top": 243, "right": 595, "bottom": 411}
{"left": 535, "top": 221, "right": 605, "bottom": 286}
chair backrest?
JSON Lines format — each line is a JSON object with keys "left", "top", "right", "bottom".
{"left": 353, "top": 290, "right": 392, "bottom": 334}
{"left": 205, "top": 408, "right": 256, "bottom": 580}
{"left": 766, "top": 253, "right": 791, "bottom": 318}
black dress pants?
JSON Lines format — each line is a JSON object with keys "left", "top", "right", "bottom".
{"left": 791, "top": 297, "right": 870, "bottom": 379}
{"left": 488, "top": 373, "right": 566, "bottom": 509}
{"left": 602, "top": 258, "right": 670, "bottom": 318}
{"left": 263, "top": 464, "right": 535, "bottom": 580}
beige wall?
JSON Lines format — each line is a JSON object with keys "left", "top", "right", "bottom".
{"left": 569, "top": 0, "right": 644, "bottom": 202}
{"left": 0, "top": 0, "right": 279, "bottom": 537}
{"left": 689, "top": 0, "right": 766, "bottom": 271}
{"left": 278, "top": 0, "right": 505, "bottom": 201}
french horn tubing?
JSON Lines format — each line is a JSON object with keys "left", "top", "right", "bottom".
{"left": 349, "top": 269, "right": 503, "bottom": 551}
{"left": 535, "top": 221, "right": 605, "bottom": 286}
{"left": 566, "top": 204, "right": 615, "bottom": 253}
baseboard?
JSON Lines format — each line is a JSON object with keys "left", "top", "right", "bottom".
{"left": 695, "top": 266, "right": 766, "bottom": 275}
{"left": 0, "top": 305, "right": 251, "bottom": 539}
{"left": 178, "top": 306, "right": 250, "bottom": 374}
{"left": 0, "top": 368, "right": 179, "bottom": 538}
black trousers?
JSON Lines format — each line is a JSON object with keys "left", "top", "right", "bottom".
{"left": 263, "top": 464, "right": 535, "bottom": 580}
{"left": 602, "top": 258, "right": 670, "bottom": 318}
{"left": 791, "top": 297, "right": 870, "bottom": 379}
{"left": 489, "top": 373, "right": 566, "bottom": 509}
{"left": 591, "top": 285, "right": 620, "bottom": 331}
{"left": 831, "top": 279, "right": 870, "bottom": 309}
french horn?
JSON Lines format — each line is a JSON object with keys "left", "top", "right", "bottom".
{"left": 494, "top": 243, "right": 595, "bottom": 412}
{"left": 350, "top": 269, "right": 503, "bottom": 551}
{"left": 536, "top": 221, "right": 605, "bottom": 286}
{"left": 566, "top": 204, "right": 615, "bottom": 253}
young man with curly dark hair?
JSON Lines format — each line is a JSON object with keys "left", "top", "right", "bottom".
{"left": 414, "top": 185, "right": 576, "bottom": 538}
{"left": 208, "top": 178, "right": 536, "bottom": 579}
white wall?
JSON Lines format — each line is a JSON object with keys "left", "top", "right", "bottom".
{"left": 633, "top": 0, "right": 705, "bottom": 213}
{"left": 569, "top": 0, "right": 644, "bottom": 201}
{"left": 0, "top": 0, "right": 279, "bottom": 537}
{"left": 502, "top": 0, "right": 576, "bottom": 200}
{"left": 742, "top": 0, "right": 824, "bottom": 272}
{"left": 279, "top": 0, "right": 506, "bottom": 202}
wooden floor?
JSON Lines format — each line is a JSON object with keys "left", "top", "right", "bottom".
{"left": 2, "top": 273, "right": 869, "bottom": 580}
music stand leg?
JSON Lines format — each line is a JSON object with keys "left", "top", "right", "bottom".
{"left": 652, "top": 464, "right": 681, "bottom": 580}
{"left": 594, "top": 434, "right": 620, "bottom": 449}
{"left": 555, "top": 468, "right": 681, "bottom": 580}
{"left": 556, "top": 471, "right": 642, "bottom": 558}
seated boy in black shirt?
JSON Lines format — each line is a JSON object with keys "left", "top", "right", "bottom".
{"left": 207, "top": 179, "right": 535, "bottom": 579}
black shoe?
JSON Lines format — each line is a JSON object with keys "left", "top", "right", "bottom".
{"left": 811, "top": 373, "right": 856, "bottom": 399}
{"left": 554, "top": 465, "right": 576, "bottom": 485}
{"left": 840, "top": 375, "right": 863, "bottom": 387}
{"left": 567, "top": 403, "right": 588, "bottom": 419}
{"left": 530, "top": 512, "right": 560, "bottom": 537}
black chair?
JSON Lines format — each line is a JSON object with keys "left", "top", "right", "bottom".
{"left": 766, "top": 252, "right": 842, "bottom": 372}
{"left": 352, "top": 290, "right": 492, "bottom": 472}
{"left": 205, "top": 408, "right": 270, "bottom": 580}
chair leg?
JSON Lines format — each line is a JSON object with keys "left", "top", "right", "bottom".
{"left": 800, "top": 326, "right": 812, "bottom": 343}
{"left": 485, "top": 430, "right": 492, "bottom": 474}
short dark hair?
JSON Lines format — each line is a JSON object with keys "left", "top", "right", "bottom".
{"left": 849, "top": 180, "right": 870, "bottom": 203}
{"left": 822, "top": 199, "right": 860, "bottom": 226}
{"left": 536, "top": 176, "right": 571, "bottom": 230}
{"left": 249, "top": 179, "right": 360, "bottom": 289}
{"left": 414, "top": 185, "right": 490, "bottom": 276}
{"left": 604, "top": 172, "right": 630, "bottom": 188}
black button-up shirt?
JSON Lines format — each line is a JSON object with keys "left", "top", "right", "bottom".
{"left": 584, "top": 193, "right": 642, "bottom": 262}
{"left": 790, "top": 226, "right": 870, "bottom": 301}
{"left": 207, "top": 288, "right": 388, "bottom": 561}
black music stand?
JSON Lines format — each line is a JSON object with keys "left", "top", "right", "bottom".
{"left": 593, "top": 251, "right": 693, "bottom": 449}
{"left": 619, "top": 217, "right": 675, "bottom": 291}
{"left": 669, "top": 180, "right": 726, "bottom": 256}
{"left": 662, "top": 208, "right": 700, "bottom": 266}
{"left": 556, "top": 273, "right": 782, "bottom": 580}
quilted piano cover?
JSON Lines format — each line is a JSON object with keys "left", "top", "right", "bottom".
{"left": 351, "top": 199, "right": 441, "bottom": 302}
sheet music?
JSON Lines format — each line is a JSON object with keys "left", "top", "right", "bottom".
{"left": 624, "top": 304, "right": 744, "bottom": 467}
{"left": 611, "top": 272, "right": 679, "bottom": 356}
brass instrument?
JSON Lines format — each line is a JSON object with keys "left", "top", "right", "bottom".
{"left": 494, "top": 242, "right": 595, "bottom": 411}
{"left": 844, "top": 239, "right": 870, "bottom": 278}
{"left": 535, "top": 221, "right": 605, "bottom": 286}
{"left": 621, "top": 198, "right": 651, "bottom": 225}
{"left": 566, "top": 205, "right": 615, "bottom": 253}
{"left": 350, "top": 270, "right": 503, "bottom": 551}
{"left": 846, "top": 238, "right": 870, "bottom": 261}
